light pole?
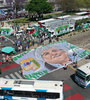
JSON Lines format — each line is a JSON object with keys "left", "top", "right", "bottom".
{"left": 12, "top": 0, "right": 16, "bottom": 31}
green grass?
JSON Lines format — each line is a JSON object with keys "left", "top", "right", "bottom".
{"left": 8, "top": 18, "right": 30, "bottom": 24}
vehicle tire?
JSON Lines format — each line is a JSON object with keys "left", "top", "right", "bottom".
{"left": 3, "top": 99, "right": 9, "bottom": 100}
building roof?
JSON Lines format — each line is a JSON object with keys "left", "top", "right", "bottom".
{"left": 71, "top": 15, "right": 89, "bottom": 20}
{"left": 57, "top": 15, "right": 71, "bottom": 19}
{"left": 75, "top": 12, "right": 88, "bottom": 15}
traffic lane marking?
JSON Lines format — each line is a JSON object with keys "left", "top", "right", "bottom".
{"left": 63, "top": 84, "right": 71, "bottom": 91}
{"left": 65, "top": 93, "right": 84, "bottom": 100}
{"left": 1, "top": 63, "right": 19, "bottom": 72}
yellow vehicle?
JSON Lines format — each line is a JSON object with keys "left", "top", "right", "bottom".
{"left": 20, "top": 58, "right": 40, "bottom": 71}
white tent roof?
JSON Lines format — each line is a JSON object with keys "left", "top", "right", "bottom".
{"left": 71, "top": 15, "right": 89, "bottom": 20}
{"left": 75, "top": 12, "right": 88, "bottom": 15}
{"left": 57, "top": 15, "right": 71, "bottom": 19}
{"left": 38, "top": 18, "right": 55, "bottom": 24}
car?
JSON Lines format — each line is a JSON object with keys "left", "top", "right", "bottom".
{"left": 15, "top": 30, "right": 24, "bottom": 37}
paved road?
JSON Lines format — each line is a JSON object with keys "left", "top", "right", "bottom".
{"left": 0, "top": 28, "right": 90, "bottom": 100}
{"left": 39, "top": 67, "right": 90, "bottom": 100}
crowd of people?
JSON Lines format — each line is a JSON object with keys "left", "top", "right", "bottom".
{"left": 13, "top": 24, "right": 60, "bottom": 53}
{"left": 2, "top": 54, "right": 12, "bottom": 63}
{"left": 0, "top": 22, "right": 60, "bottom": 65}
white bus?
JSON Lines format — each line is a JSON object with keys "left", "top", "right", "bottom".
{"left": 0, "top": 78, "right": 64, "bottom": 100}
{"left": 75, "top": 62, "right": 90, "bottom": 88}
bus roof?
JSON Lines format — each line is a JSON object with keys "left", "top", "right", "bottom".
{"left": 71, "top": 15, "right": 89, "bottom": 20}
{"left": 75, "top": 12, "right": 88, "bottom": 15}
{"left": 57, "top": 15, "right": 71, "bottom": 19}
{"left": 38, "top": 18, "right": 55, "bottom": 23}
{"left": 0, "top": 78, "right": 63, "bottom": 92}
{"left": 78, "top": 62, "right": 90, "bottom": 76}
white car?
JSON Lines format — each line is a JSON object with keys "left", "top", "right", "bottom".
{"left": 15, "top": 30, "right": 24, "bottom": 37}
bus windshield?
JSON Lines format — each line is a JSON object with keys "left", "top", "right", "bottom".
{"left": 76, "top": 69, "right": 87, "bottom": 81}
{"left": 86, "top": 75, "right": 90, "bottom": 81}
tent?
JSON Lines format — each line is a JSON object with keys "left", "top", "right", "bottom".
{"left": 1, "top": 46, "right": 15, "bottom": 54}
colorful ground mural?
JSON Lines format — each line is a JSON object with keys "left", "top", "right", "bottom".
{"left": 13, "top": 40, "right": 90, "bottom": 80}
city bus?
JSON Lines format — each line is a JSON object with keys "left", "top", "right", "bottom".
{"left": 75, "top": 62, "right": 90, "bottom": 88}
{"left": 0, "top": 78, "right": 64, "bottom": 100}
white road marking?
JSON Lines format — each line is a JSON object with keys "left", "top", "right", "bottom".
{"left": 10, "top": 73, "right": 16, "bottom": 79}
{"left": 15, "top": 72, "right": 23, "bottom": 79}
{"left": 4, "top": 75, "right": 10, "bottom": 79}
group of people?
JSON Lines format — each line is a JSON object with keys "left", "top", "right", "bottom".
{"left": 2, "top": 54, "right": 12, "bottom": 63}
{"left": 13, "top": 26, "right": 53, "bottom": 52}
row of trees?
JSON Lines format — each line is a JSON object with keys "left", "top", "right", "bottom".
{"left": 8, "top": 0, "right": 89, "bottom": 20}
{"left": 58, "top": 0, "right": 90, "bottom": 12}
{"left": 25, "top": 0, "right": 90, "bottom": 18}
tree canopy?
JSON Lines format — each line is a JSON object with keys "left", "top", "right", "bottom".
{"left": 58, "top": 0, "right": 90, "bottom": 12}
{"left": 25, "top": 0, "right": 53, "bottom": 15}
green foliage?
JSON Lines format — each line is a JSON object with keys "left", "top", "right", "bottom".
{"left": 76, "top": 0, "right": 90, "bottom": 8}
{"left": 59, "top": 0, "right": 78, "bottom": 12}
{"left": 75, "top": 18, "right": 90, "bottom": 26}
{"left": 25, "top": 0, "right": 53, "bottom": 14}
{"left": 43, "top": 15, "right": 52, "bottom": 19}
{"left": 59, "top": 0, "right": 90, "bottom": 12}
{"left": 8, "top": 18, "right": 30, "bottom": 24}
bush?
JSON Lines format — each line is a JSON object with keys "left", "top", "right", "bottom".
{"left": 8, "top": 18, "right": 30, "bottom": 24}
{"left": 43, "top": 15, "right": 52, "bottom": 19}
{"left": 82, "top": 30, "right": 85, "bottom": 32}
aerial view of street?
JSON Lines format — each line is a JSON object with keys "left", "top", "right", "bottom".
{"left": 0, "top": 0, "right": 90, "bottom": 100}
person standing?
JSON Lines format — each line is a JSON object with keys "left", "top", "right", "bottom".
{"left": 56, "top": 36, "right": 59, "bottom": 41}
{"left": 49, "top": 37, "right": 52, "bottom": 43}
{"left": 64, "top": 64, "right": 68, "bottom": 70}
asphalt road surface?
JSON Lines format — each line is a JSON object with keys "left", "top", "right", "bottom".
{"left": 0, "top": 28, "right": 90, "bottom": 100}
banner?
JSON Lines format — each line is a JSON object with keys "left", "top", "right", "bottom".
{"left": 0, "top": 27, "right": 13, "bottom": 36}
{"left": 56, "top": 24, "right": 69, "bottom": 35}
{"left": 13, "top": 40, "right": 90, "bottom": 80}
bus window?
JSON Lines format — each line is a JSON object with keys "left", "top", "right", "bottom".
{"left": 86, "top": 75, "right": 90, "bottom": 81}
{"left": 76, "top": 71, "right": 86, "bottom": 81}
{"left": 24, "top": 91, "right": 32, "bottom": 97}
{"left": 0, "top": 90, "right": 4, "bottom": 95}
{"left": 14, "top": 90, "right": 24, "bottom": 96}
{"left": 6, "top": 90, "right": 14, "bottom": 96}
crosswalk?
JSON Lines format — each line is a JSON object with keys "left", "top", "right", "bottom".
{"left": 1, "top": 71, "right": 24, "bottom": 79}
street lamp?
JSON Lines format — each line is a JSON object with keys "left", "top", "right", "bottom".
{"left": 12, "top": 0, "right": 16, "bottom": 31}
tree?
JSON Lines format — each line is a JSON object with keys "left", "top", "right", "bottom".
{"left": 25, "top": 0, "right": 53, "bottom": 19}
{"left": 76, "top": 0, "right": 90, "bottom": 9}
{"left": 59, "top": 0, "right": 78, "bottom": 12}
{"left": 83, "top": 0, "right": 90, "bottom": 9}
{"left": 58, "top": 0, "right": 90, "bottom": 12}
